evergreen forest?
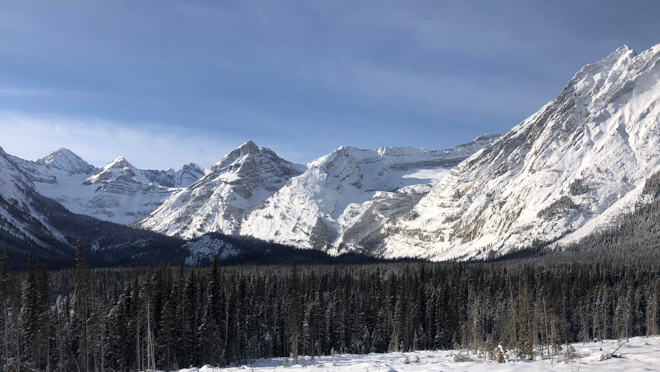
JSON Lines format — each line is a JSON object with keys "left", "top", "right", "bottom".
{"left": 2, "top": 241, "right": 660, "bottom": 372}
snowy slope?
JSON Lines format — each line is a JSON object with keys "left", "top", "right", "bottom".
{"left": 238, "top": 134, "right": 499, "bottom": 252}
{"left": 69, "top": 156, "right": 175, "bottom": 224}
{"left": 137, "top": 137, "right": 497, "bottom": 247}
{"left": 136, "top": 141, "right": 307, "bottom": 238}
{"left": 11, "top": 149, "right": 208, "bottom": 225}
{"left": 177, "top": 336, "right": 660, "bottom": 372}
{"left": 11, "top": 148, "right": 91, "bottom": 186}
{"left": 0, "top": 146, "right": 67, "bottom": 249}
{"left": 37, "top": 147, "right": 96, "bottom": 175}
{"left": 0, "top": 145, "right": 205, "bottom": 266}
{"left": 383, "top": 44, "right": 660, "bottom": 260}
{"left": 182, "top": 234, "right": 239, "bottom": 265}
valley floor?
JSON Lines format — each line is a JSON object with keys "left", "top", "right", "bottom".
{"left": 178, "top": 336, "right": 660, "bottom": 372}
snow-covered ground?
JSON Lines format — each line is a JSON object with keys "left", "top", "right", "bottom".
{"left": 178, "top": 336, "right": 660, "bottom": 372}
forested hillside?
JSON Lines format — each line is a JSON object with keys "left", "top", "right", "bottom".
{"left": 2, "top": 251, "right": 659, "bottom": 371}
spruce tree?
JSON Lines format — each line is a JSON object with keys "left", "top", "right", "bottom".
{"left": 73, "top": 239, "right": 92, "bottom": 372}
{"left": 288, "top": 262, "right": 300, "bottom": 364}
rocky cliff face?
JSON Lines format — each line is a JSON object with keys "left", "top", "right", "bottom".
{"left": 141, "top": 163, "right": 206, "bottom": 188}
{"left": 382, "top": 44, "right": 660, "bottom": 260}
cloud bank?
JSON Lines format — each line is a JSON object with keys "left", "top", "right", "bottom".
{"left": 0, "top": 111, "right": 240, "bottom": 170}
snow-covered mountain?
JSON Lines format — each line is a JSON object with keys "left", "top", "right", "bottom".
{"left": 8, "top": 44, "right": 660, "bottom": 263}
{"left": 0, "top": 145, "right": 213, "bottom": 267}
{"left": 0, "top": 145, "right": 69, "bottom": 256}
{"left": 382, "top": 44, "right": 660, "bottom": 260}
{"left": 142, "top": 163, "right": 206, "bottom": 188}
{"left": 136, "top": 141, "right": 308, "bottom": 237}
{"left": 239, "top": 134, "right": 500, "bottom": 252}
{"left": 138, "top": 136, "right": 500, "bottom": 251}
{"left": 36, "top": 147, "right": 96, "bottom": 176}
{"left": 11, "top": 149, "right": 208, "bottom": 225}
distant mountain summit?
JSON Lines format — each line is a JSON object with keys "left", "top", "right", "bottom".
{"left": 173, "top": 163, "right": 207, "bottom": 188}
{"left": 9, "top": 149, "right": 208, "bottom": 225}
{"left": 37, "top": 148, "right": 96, "bottom": 175}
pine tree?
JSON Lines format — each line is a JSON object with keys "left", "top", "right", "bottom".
{"left": 21, "top": 256, "right": 51, "bottom": 370}
{"left": 73, "top": 239, "right": 92, "bottom": 372}
{"left": 288, "top": 262, "right": 300, "bottom": 364}
{"left": 156, "top": 266, "right": 177, "bottom": 371}
{"left": 0, "top": 252, "right": 10, "bottom": 370}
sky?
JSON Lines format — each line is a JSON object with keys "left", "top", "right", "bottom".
{"left": 1, "top": 1, "right": 660, "bottom": 170}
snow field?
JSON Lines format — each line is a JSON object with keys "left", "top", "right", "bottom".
{"left": 177, "top": 336, "right": 660, "bottom": 372}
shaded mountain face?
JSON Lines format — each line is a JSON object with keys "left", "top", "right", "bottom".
{"left": 137, "top": 136, "right": 500, "bottom": 253}
{"left": 382, "top": 44, "right": 660, "bottom": 260}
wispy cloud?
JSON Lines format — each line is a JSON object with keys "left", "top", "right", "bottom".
{"left": 0, "top": 111, "right": 241, "bottom": 170}
{"left": 0, "top": 87, "right": 84, "bottom": 98}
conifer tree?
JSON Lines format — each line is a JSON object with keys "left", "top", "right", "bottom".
{"left": 0, "top": 252, "right": 10, "bottom": 370}
{"left": 288, "top": 262, "right": 300, "bottom": 364}
{"left": 73, "top": 239, "right": 92, "bottom": 372}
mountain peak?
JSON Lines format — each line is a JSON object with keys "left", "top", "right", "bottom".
{"left": 570, "top": 44, "right": 637, "bottom": 87}
{"left": 53, "top": 147, "right": 74, "bottom": 155}
{"left": 85, "top": 156, "right": 141, "bottom": 184}
{"left": 615, "top": 45, "right": 632, "bottom": 53}
{"left": 173, "top": 163, "right": 207, "bottom": 187}
{"left": 42, "top": 147, "right": 73, "bottom": 159}
{"left": 38, "top": 148, "right": 95, "bottom": 175}
{"left": 211, "top": 141, "right": 296, "bottom": 174}
{"left": 604, "top": 44, "right": 637, "bottom": 62}
{"left": 107, "top": 156, "right": 133, "bottom": 168}
{"left": 238, "top": 140, "right": 260, "bottom": 154}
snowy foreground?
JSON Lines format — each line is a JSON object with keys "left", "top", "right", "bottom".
{"left": 178, "top": 336, "right": 660, "bottom": 372}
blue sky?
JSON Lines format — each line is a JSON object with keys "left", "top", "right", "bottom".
{"left": 1, "top": 1, "right": 659, "bottom": 169}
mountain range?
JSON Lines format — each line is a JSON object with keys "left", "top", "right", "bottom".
{"left": 2, "top": 43, "right": 660, "bottom": 266}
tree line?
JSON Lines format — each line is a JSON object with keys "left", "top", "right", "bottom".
{"left": 1, "top": 243, "right": 660, "bottom": 371}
